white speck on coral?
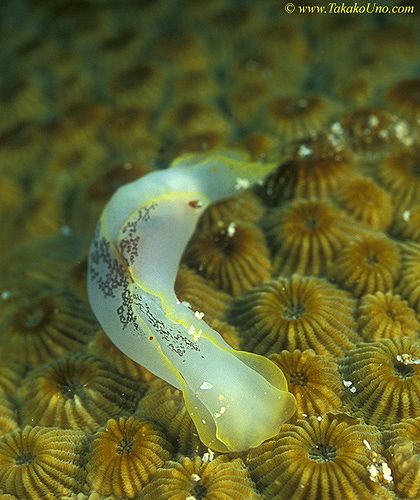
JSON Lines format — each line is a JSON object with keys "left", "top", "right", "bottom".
{"left": 395, "top": 120, "right": 413, "bottom": 146}
{"left": 397, "top": 353, "right": 420, "bottom": 365}
{"left": 1, "top": 290, "right": 13, "bottom": 300}
{"left": 200, "top": 382, "right": 213, "bottom": 390}
{"left": 364, "top": 439, "right": 371, "bottom": 450}
{"left": 382, "top": 462, "right": 393, "bottom": 483}
{"left": 350, "top": 386, "right": 357, "bottom": 393}
{"left": 330, "top": 121, "right": 344, "bottom": 136}
{"left": 368, "top": 115, "right": 379, "bottom": 128}
{"left": 297, "top": 144, "right": 313, "bottom": 158}
{"left": 191, "top": 473, "right": 200, "bottom": 482}
{"left": 402, "top": 210, "right": 411, "bottom": 221}
{"left": 368, "top": 455, "right": 393, "bottom": 485}
{"left": 226, "top": 222, "right": 236, "bottom": 237}
{"left": 367, "top": 464, "right": 379, "bottom": 483}
{"left": 343, "top": 380, "right": 353, "bottom": 387}
{"left": 202, "top": 449, "right": 214, "bottom": 462}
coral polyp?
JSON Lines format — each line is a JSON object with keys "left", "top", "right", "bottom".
{"left": 262, "top": 134, "right": 356, "bottom": 203}
{"left": 184, "top": 219, "right": 272, "bottom": 296}
{"left": 0, "top": 426, "right": 86, "bottom": 500}
{"left": 247, "top": 414, "right": 395, "bottom": 500}
{"left": 265, "top": 198, "right": 363, "bottom": 276}
{"left": 86, "top": 416, "right": 172, "bottom": 498}
{"left": 328, "top": 234, "right": 401, "bottom": 297}
{"left": 229, "top": 275, "right": 359, "bottom": 357}
{"left": 270, "top": 349, "right": 343, "bottom": 419}
{"left": 340, "top": 338, "right": 420, "bottom": 428}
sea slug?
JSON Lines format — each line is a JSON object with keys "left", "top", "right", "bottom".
{"left": 87, "top": 151, "right": 296, "bottom": 452}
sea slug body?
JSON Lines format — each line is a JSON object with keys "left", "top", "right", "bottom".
{"left": 87, "top": 151, "right": 296, "bottom": 452}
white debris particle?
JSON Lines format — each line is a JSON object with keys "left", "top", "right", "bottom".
{"left": 200, "top": 382, "right": 213, "bottom": 390}
{"left": 343, "top": 380, "right": 353, "bottom": 387}
{"left": 214, "top": 407, "right": 226, "bottom": 418}
{"left": 395, "top": 120, "right": 412, "bottom": 145}
{"left": 218, "top": 394, "right": 225, "bottom": 401}
{"left": 363, "top": 439, "right": 371, "bottom": 450}
{"left": 188, "top": 325, "right": 202, "bottom": 342}
{"left": 186, "top": 496, "right": 196, "bottom": 500}
{"left": 397, "top": 353, "right": 420, "bottom": 365}
{"left": 330, "top": 121, "right": 343, "bottom": 135}
{"left": 191, "top": 473, "right": 200, "bottom": 482}
{"left": 297, "top": 144, "right": 313, "bottom": 158}
{"left": 402, "top": 210, "right": 411, "bottom": 221}
{"left": 350, "top": 386, "right": 357, "bottom": 393}
{"left": 1, "top": 290, "right": 13, "bottom": 300}
{"left": 194, "top": 310, "right": 204, "bottom": 320}
{"left": 382, "top": 462, "right": 393, "bottom": 483}
{"left": 367, "top": 464, "right": 379, "bottom": 483}
{"left": 301, "top": 413, "right": 307, "bottom": 417}
{"left": 368, "top": 115, "right": 379, "bottom": 128}
{"left": 226, "top": 222, "right": 236, "bottom": 237}
{"left": 317, "top": 416, "right": 322, "bottom": 421}
{"left": 368, "top": 458, "right": 393, "bottom": 485}
{"left": 235, "top": 177, "right": 250, "bottom": 190}
{"left": 202, "top": 449, "right": 215, "bottom": 462}
{"left": 202, "top": 419, "right": 206, "bottom": 424}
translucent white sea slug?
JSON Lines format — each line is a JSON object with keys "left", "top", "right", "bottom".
{"left": 87, "top": 151, "right": 296, "bottom": 452}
